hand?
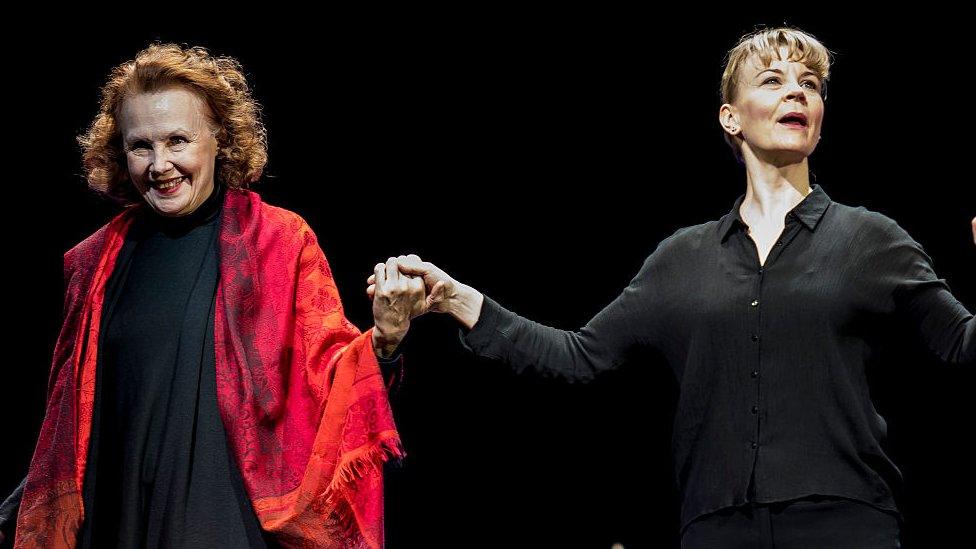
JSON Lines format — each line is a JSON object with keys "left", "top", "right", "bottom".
{"left": 369, "top": 254, "right": 484, "bottom": 329}
{"left": 370, "top": 256, "right": 426, "bottom": 358}
{"left": 971, "top": 216, "right": 975, "bottom": 246}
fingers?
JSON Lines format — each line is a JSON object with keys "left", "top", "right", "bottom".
{"left": 397, "top": 254, "right": 431, "bottom": 276}
{"left": 406, "top": 273, "right": 425, "bottom": 295}
{"left": 371, "top": 255, "right": 433, "bottom": 298}
{"left": 971, "top": 216, "right": 975, "bottom": 245}
{"left": 373, "top": 262, "right": 387, "bottom": 295}
{"left": 385, "top": 256, "right": 401, "bottom": 287}
{"left": 371, "top": 254, "right": 432, "bottom": 277}
{"left": 405, "top": 274, "right": 426, "bottom": 317}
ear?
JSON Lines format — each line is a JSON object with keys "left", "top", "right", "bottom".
{"left": 718, "top": 104, "right": 739, "bottom": 136}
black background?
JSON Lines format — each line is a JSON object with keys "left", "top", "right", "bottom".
{"left": 2, "top": 11, "right": 973, "bottom": 549}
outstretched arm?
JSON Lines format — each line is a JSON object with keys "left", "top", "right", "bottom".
{"left": 886, "top": 217, "right": 975, "bottom": 366}
{"left": 371, "top": 254, "right": 662, "bottom": 383}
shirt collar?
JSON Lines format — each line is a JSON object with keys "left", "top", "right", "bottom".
{"left": 718, "top": 183, "right": 831, "bottom": 243}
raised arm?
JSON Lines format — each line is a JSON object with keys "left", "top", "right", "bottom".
{"left": 375, "top": 254, "right": 664, "bottom": 383}
{"left": 884, "top": 216, "right": 975, "bottom": 366}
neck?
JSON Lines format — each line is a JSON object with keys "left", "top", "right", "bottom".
{"left": 740, "top": 155, "right": 811, "bottom": 222}
{"left": 145, "top": 183, "right": 224, "bottom": 235}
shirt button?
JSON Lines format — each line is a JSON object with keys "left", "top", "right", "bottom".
{"left": 751, "top": 334, "right": 760, "bottom": 342}
{"left": 751, "top": 370, "right": 759, "bottom": 378}
{"left": 751, "top": 441, "right": 759, "bottom": 449}
{"left": 751, "top": 406, "right": 759, "bottom": 414}
{"left": 750, "top": 299, "right": 759, "bottom": 307}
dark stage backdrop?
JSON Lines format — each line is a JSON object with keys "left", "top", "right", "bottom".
{"left": 2, "top": 13, "right": 973, "bottom": 549}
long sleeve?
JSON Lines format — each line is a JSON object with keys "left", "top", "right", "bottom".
{"left": 0, "top": 478, "right": 25, "bottom": 536}
{"left": 454, "top": 184, "right": 969, "bottom": 531}
{"left": 462, "top": 252, "right": 663, "bottom": 382}
{"left": 375, "top": 352, "right": 404, "bottom": 391}
{"left": 880, "top": 219, "right": 975, "bottom": 366}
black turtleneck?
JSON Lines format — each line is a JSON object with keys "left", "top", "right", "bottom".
{"left": 79, "top": 183, "right": 272, "bottom": 548}
{"left": 0, "top": 185, "right": 403, "bottom": 546}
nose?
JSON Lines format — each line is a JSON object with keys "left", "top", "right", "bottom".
{"left": 783, "top": 80, "right": 808, "bottom": 104}
{"left": 149, "top": 144, "right": 174, "bottom": 178}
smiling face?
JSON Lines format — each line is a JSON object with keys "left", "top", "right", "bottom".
{"left": 119, "top": 87, "right": 219, "bottom": 216}
{"left": 720, "top": 47, "right": 825, "bottom": 166}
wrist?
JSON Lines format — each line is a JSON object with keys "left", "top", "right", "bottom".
{"left": 372, "top": 325, "right": 406, "bottom": 358}
{"left": 448, "top": 283, "right": 484, "bottom": 330}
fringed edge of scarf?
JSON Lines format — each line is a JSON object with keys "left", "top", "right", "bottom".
{"left": 320, "top": 430, "right": 405, "bottom": 539}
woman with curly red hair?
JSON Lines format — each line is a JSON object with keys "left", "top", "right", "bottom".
{"left": 0, "top": 43, "right": 422, "bottom": 548}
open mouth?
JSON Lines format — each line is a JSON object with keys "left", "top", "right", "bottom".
{"left": 778, "top": 113, "right": 808, "bottom": 128}
{"left": 153, "top": 176, "right": 188, "bottom": 195}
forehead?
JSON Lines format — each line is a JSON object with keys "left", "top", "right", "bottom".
{"left": 741, "top": 48, "right": 817, "bottom": 77}
{"left": 119, "top": 87, "right": 212, "bottom": 136}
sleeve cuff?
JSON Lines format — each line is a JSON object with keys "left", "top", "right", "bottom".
{"left": 459, "top": 295, "right": 507, "bottom": 358}
{"left": 376, "top": 351, "right": 405, "bottom": 391}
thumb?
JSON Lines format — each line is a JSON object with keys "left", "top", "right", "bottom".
{"left": 427, "top": 280, "right": 447, "bottom": 311}
{"left": 398, "top": 260, "right": 430, "bottom": 277}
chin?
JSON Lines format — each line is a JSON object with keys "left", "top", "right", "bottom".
{"left": 152, "top": 200, "right": 191, "bottom": 217}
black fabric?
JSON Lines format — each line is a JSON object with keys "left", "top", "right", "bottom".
{"left": 462, "top": 184, "right": 974, "bottom": 532}
{"left": 0, "top": 478, "right": 24, "bottom": 542}
{"left": 0, "top": 186, "right": 403, "bottom": 546}
{"left": 78, "top": 184, "right": 271, "bottom": 548}
{"left": 681, "top": 496, "right": 902, "bottom": 549}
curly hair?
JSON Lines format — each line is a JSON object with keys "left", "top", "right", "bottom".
{"left": 78, "top": 43, "right": 268, "bottom": 204}
{"left": 720, "top": 27, "right": 833, "bottom": 164}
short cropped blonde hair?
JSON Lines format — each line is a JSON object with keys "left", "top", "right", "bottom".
{"left": 720, "top": 27, "right": 833, "bottom": 163}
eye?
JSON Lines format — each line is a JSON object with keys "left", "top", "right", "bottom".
{"left": 762, "top": 76, "right": 781, "bottom": 85}
{"left": 169, "top": 135, "right": 189, "bottom": 145}
{"left": 802, "top": 80, "right": 819, "bottom": 90}
{"left": 127, "top": 141, "right": 150, "bottom": 155}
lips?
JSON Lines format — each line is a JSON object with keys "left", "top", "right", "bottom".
{"left": 778, "top": 112, "right": 808, "bottom": 126}
{"left": 152, "top": 176, "right": 188, "bottom": 194}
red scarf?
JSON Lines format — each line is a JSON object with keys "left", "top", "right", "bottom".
{"left": 15, "top": 189, "right": 402, "bottom": 548}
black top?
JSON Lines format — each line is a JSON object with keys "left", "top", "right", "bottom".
{"left": 0, "top": 186, "right": 403, "bottom": 546}
{"left": 78, "top": 183, "right": 272, "bottom": 548}
{"left": 462, "top": 184, "right": 975, "bottom": 532}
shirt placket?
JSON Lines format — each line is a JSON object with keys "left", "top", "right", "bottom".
{"left": 747, "top": 213, "right": 802, "bottom": 456}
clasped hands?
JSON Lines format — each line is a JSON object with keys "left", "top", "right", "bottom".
{"left": 368, "top": 254, "right": 481, "bottom": 358}
{"left": 370, "top": 217, "right": 976, "bottom": 358}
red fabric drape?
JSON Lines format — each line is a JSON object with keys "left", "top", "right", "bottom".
{"left": 16, "top": 189, "right": 402, "bottom": 548}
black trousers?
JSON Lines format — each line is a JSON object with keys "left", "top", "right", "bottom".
{"left": 681, "top": 496, "right": 901, "bottom": 549}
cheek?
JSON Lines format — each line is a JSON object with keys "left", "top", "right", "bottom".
{"left": 810, "top": 99, "right": 825, "bottom": 122}
{"left": 126, "top": 157, "right": 146, "bottom": 184}
{"left": 742, "top": 104, "right": 773, "bottom": 128}
{"left": 183, "top": 153, "right": 201, "bottom": 172}
{"left": 194, "top": 155, "right": 217, "bottom": 176}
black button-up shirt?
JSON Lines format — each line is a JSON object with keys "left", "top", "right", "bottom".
{"left": 462, "top": 184, "right": 974, "bottom": 531}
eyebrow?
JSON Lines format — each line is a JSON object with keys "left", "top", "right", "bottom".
{"left": 124, "top": 129, "right": 192, "bottom": 145}
{"left": 756, "top": 68, "right": 820, "bottom": 80}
